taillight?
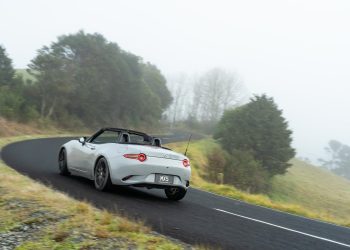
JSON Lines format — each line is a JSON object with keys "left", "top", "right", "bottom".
{"left": 123, "top": 153, "right": 147, "bottom": 162}
{"left": 137, "top": 153, "right": 147, "bottom": 162}
{"left": 183, "top": 159, "right": 190, "bottom": 167}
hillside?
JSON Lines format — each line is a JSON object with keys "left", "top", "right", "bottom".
{"left": 270, "top": 158, "right": 350, "bottom": 221}
{"left": 0, "top": 117, "right": 62, "bottom": 137}
{"left": 168, "top": 139, "right": 350, "bottom": 226}
{"left": 0, "top": 117, "right": 43, "bottom": 137}
{"left": 15, "top": 69, "right": 36, "bottom": 82}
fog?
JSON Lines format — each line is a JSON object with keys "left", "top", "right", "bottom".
{"left": 1, "top": 0, "right": 350, "bottom": 163}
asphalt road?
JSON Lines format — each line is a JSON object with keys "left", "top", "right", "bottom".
{"left": 2, "top": 137, "right": 350, "bottom": 249}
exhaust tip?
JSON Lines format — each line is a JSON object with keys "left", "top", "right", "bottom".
{"left": 122, "top": 175, "right": 133, "bottom": 181}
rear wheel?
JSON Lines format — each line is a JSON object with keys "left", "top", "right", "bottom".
{"left": 58, "top": 149, "right": 70, "bottom": 176}
{"left": 94, "top": 158, "right": 112, "bottom": 191}
{"left": 165, "top": 187, "right": 187, "bottom": 201}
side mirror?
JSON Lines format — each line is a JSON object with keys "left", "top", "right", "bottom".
{"left": 153, "top": 138, "right": 162, "bottom": 147}
{"left": 78, "top": 137, "right": 86, "bottom": 145}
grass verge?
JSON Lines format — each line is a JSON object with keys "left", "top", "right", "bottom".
{"left": 0, "top": 135, "right": 189, "bottom": 250}
{"left": 168, "top": 139, "right": 350, "bottom": 227}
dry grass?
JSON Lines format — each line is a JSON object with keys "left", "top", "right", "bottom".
{"left": 0, "top": 171, "right": 185, "bottom": 249}
{"left": 0, "top": 117, "right": 51, "bottom": 137}
{"left": 168, "top": 139, "right": 350, "bottom": 227}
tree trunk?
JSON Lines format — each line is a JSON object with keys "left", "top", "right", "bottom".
{"left": 46, "top": 97, "right": 57, "bottom": 119}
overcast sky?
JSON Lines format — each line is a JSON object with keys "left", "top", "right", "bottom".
{"left": 1, "top": 0, "right": 350, "bottom": 162}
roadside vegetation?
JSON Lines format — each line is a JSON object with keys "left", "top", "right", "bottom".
{"left": 213, "top": 95, "right": 295, "bottom": 193}
{"left": 0, "top": 32, "right": 172, "bottom": 131}
{"left": 0, "top": 135, "right": 189, "bottom": 250}
{"left": 168, "top": 139, "right": 350, "bottom": 227}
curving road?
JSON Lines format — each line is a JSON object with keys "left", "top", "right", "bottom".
{"left": 2, "top": 137, "right": 350, "bottom": 249}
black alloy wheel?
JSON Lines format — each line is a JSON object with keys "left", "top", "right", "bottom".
{"left": 94, "top": 158, "right": 112, "bottom": 191}
{"left": 58, "top": 149, "right": 70, "bottom": 176}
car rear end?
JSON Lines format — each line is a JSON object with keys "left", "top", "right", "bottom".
{"left": 109, "top": 145, "right": 191, "bottom": 190}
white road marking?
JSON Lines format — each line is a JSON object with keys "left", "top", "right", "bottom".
{"left": 193, "top": 187, "right": 350, "bottom": 230}
{"left": 214, "top": 208, "right": 350, "bottom": 248}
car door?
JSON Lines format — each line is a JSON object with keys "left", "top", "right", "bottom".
{"left": 70, "top": 140, "right": 97, "bottom": 177}
{"left": 83, "top": 130, "right": 120, "bottom": 176}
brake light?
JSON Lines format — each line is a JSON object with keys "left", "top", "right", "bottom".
{"left": 123, "top": 153, "right": 147, "bottom": 162}
{"left": 137, "top": 153, "right": 147, "bottom": 162}
{"left": 183, "top": 159, "right": 190, "bottom": 167}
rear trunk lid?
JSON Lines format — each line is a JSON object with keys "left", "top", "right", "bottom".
{"left": 125, "top": 144, "right": 183, "bottom": 161}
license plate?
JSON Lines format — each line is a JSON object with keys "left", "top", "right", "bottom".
{"left": 155, "top": 174, "right": 174, "bottom": 184}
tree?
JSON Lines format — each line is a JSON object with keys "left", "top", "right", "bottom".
{"left": 215, "top": 94, "right": 295, "bottom": 176}
{"left": 28, "top": 31, "right": 171, "bottom": 129}
{"left": 142, "top": 63, "right": 172, "bottom": 111}
{"left": 165, "top": 74, "right": 190, "bottom": 126}
{"left": 320, "top": 140, "right": 350, "bottom": 179}
{"left": 0, "top": 46, "right": 15, "bottom": 87}
{"left": 192, "top": 68, "right": 244, "bottom": 123}
{"left": 224, "top": 150, "right": 269, "bottom": 193}
{"left": 28, "top": 45, "right": 72, "bottom": 119}
{"left": 0, "top": 46, "right": 36, "bottom": 121}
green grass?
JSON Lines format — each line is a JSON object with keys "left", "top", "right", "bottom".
{"left": 270, "top": 158, "right": 350, "bottom": 222}
{"left": 0, "top": 135, "right": 187, "bottom": 250}
{"left": 168, "top": 139, "right": 350, "bottom": 227}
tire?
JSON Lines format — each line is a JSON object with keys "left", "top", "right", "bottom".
{"left": 94, "top": 157, "right": 112, "bottom": 191}
{"left": 164, "top": 187, "right": 187, "bottom": 201}
{"left": 58, "top": 149, "right": 70, "bottom": 176}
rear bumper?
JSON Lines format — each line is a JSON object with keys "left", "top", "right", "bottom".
{"left": 107, "top": 156, "right": 191, "bottom": 189}
{"left": 111, "top": 173, "right": 190, "bottom": 189}
{"left": 132, "top": 182, "right": 189, "bottom": 190}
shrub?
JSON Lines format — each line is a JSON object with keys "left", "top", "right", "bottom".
{"left": 206, "top": 148, "right": 228, "bottom": 184}
{"left": 225, "top": 150, "right": 269, "bottom": 193}
{"left": 206, "top": 147, "right": 270, "bottom": 193}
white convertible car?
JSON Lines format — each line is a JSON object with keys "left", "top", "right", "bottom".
{"left": 58, "top": 128, "right": 191, "bottom": 200}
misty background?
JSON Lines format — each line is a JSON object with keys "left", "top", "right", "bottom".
{"left": 1, "top": 0, "right": 350, "bottom": 163}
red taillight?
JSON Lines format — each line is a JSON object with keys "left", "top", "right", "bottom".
{"left": 123, "top": 153, "right": 147, "bottom": 162}
{"left": 183, "top": 159, "right": 190, "bottom": 167}
{"left": 137, "top": 153, "right": 147, "bottom": 162}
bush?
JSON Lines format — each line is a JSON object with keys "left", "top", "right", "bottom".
{"left": 206, "top": 147, "right": 269, "bottom": 193}
{"left": 225, "top": 150, "right": 269, "bottom": 193}
{"left": 206, "top": 148, "right": 228, "bottom": 184}
{"left": 0, "top": 87, "right": 24, "bottom": 120}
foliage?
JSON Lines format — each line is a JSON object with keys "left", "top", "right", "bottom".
{"left": 215, "top": 94, "right": 295, "bottom": 177}
{"left": 320, "top": 140, "right": 350, "bottom": 179}
{"left": 0, "top": 46, "right": 16, "bottom": 86}
{"left": 142, "top": 63, "right": 172, "bottom": 111}
{"left": 0, "top": 46, "right": 39, "bottom": 122}
{"left": 26, "top": 31, "right": 171, "bottom": 129}
{"left": 225, "top": 150, "right": 269, "bottom": 193}
{"left": 206, "top": 147, "right": 269, "bottom": 193}
{"left": 206, "top": 148, "right": 228, "bottom": 183}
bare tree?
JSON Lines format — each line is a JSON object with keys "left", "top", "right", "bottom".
{"left": 165, "top": 69, "right": 246, "bottom": 127}
{"left": 165, "top": 74, "right": 190, "bottom": 126}
{"left": 194, "top": 68, "right": 245, "bottom": 122}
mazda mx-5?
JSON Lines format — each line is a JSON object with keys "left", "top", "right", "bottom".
{"left": 58, "top": 128, "right": 191, "bottom": 200}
